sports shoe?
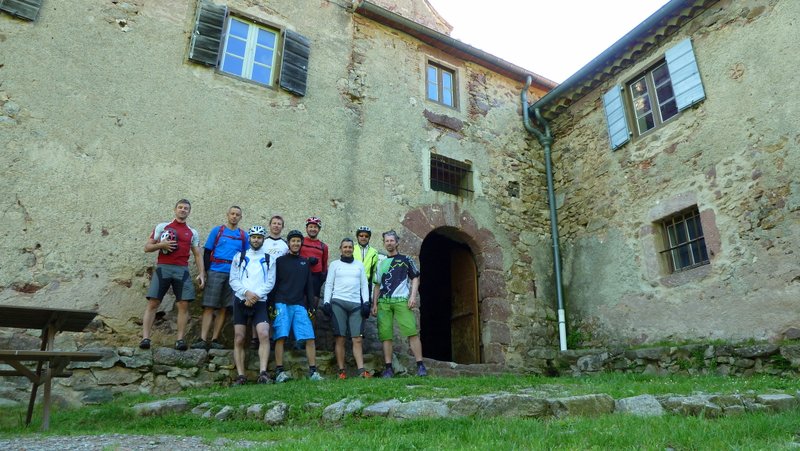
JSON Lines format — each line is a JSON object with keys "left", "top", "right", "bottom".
{"left": 249, "top": 337, "right": 259, "bottom": 350}
{"left": 257, "top": 371, "right": 272, "bottom": 384}
{"left": 338, "top": 370, "right": 346, "bottom": 380}
{"left": 416, "top": 364, "right": 428, "bottom": 377}
{"left": 190, "top": 339, "right": 209, "bottom": 350}
{"left": 209, "top": 339, "right": 225, "bottom": 350}
{"left": 275, "top": 371, "right": 291, "bottom": 383}
{"left": 381, "top": 367, "right": 394, "bottom": 378}
{"left": 175, "top": 339, "right": 188, "bottom": 351}
{"left": 138, "top": 338, "right": 151, "bottom": 350}
{"left": 309, "top": 371, "right": 324, "bottom": 381}
{"left": 360, "top": 370, "right": 372, "bottom": 379}
{"left": 232, "top": 374, "right": 247, "bottom": 386}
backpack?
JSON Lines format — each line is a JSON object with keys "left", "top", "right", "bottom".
{"left": 209, "top": 225, "right": 247, "bottom": 265}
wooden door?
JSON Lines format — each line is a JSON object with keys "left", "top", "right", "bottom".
{"left": 450, "top": 247, "right": 480, "bottom": 363}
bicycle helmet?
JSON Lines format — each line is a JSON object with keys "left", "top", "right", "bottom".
{"left": 306, "top": 216, "right": 322, "bottom": 228}
{"left": 287, "top": 229, "right": 304, "bottom": 242}
{"left": 356, "top": 226, "right": 371, "bottom": 237}
{"left": 248, "top": 225, "right": 266, "bottom": 237}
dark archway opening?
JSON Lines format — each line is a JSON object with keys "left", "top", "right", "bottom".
{"left": 419, "top": 228, "right": 480, "bottom": 364}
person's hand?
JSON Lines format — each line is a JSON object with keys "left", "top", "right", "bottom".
{"left": 371, "top": 302, "right": 378, "bottom": 317}
{"left": 162, "top": 240, "right": 177, "bottom": 252}
{"left": 307, "top": 307, "right": 316, "bottom": 321}
{"left": 408, "top": 296, "right": 417, "bottom": 309}
{"left": 196, "top": 272, "right": 205, "bottom": 289}
{"left": 307, "top": 257, "right": 319, "bottom": 266}
{"left": 321, "top": 302, "right": 333, "bottom": 317}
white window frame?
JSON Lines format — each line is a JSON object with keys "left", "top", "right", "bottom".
{"left": 220, "top": 16, "right": 279, "bottom": 87}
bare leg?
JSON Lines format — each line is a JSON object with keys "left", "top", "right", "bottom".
{"left": 176, "top": 300, "right": 189, "bottom": 340}
{"left": 256, "top": 322, "right": 271, "bottom": 372}
{"left": 199, "top": 307, "right": 214, "bottom": 341}
{"left": 211, "top": 308, "right": 226, "bottom": 341}
{"left": 274, "top": 338, "right": 285, "bottom": 366}
{"left": 305, "top": 339, "right": 317, "bottom": 367}
{"left": 352, "top": 336, "right": 364, "bottom": 369}
{"left": 335, "top": 336, "right": 346, "bottom": 370}
{"left": 382, "top": 340, "right": 393, "bottom": 365}
{"left": 408, "top": 335, "right": 423, "bottom": 361}
{"left": 142, "top": 298, "right": 161, "bottom": 339}
{"left": 233, "top": 324, "right": 247, "bottom": 376}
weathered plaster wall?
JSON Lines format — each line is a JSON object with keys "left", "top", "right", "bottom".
{"left": 0, "top": 1, "right": 555, "bottom": 367}
{"left": 546, "top": 0, "right": 799, "bottom": 345}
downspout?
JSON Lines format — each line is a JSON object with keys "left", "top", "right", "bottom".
{"left": 522, "top": 76, "right": 567, "bottom": 351}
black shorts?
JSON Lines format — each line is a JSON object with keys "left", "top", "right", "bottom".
{"left": 232, "top": 298, "right": 268, "bottom": 326}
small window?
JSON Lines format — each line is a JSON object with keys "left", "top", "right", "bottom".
{"left": 220, "top": 17, "right": 278, "bottom": 86}
{"left": 426, "top": 62, "right": 457, "bottom": 108}
{"left": 0, "top": 0, "right": 43, "bottom": 21}
{"left": 628, "top": 62, "right": 678, "bottom": 135}
{"left": 659, "top": 207, "right": 709, "bottom": 273}
{"left": 430, "top": 154, "right": 472, "bottom": 196}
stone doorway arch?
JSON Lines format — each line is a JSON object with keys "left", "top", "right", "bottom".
{"left": 400, "top": 203, "right": 509, "bottom": 364}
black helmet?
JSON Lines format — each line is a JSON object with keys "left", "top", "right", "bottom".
{"left": 287, "top": 229, "right": 304, "bottom": 242}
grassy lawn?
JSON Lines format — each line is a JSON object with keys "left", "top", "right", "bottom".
{"left": 2, "top": 373, "right": 799, "bottom": 449}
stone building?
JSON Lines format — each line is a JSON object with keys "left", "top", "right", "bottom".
{"left": 0, "top": 0, "right": 557, "bottom": 370}
{"left": 524, "top": 0, "right": 799, "bottom": 347}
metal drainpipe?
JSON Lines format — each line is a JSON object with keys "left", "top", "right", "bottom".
{"left": 521, "top": 76, "right": 567, "bottom": 351}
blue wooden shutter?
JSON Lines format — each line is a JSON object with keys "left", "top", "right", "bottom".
{"left": 188, "top": 1, "right": 227, "bottom": 66}
{"left": 665, "top": 38, "right": 705, "bottom": 110}
{"left": 0, "top": 0, "right": 44, "bottom": 21}
{"left": 279, "top": 30, "right": 310, "bottom": 96}
{"left": 602, "top": 85, "right": 630, "bottom": 151}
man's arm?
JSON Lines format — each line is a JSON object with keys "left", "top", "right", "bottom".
{"left": 145, "top": 237, "right": 173, "bottom": 253}
{"left": 192, "top": 245, "right": 206, "bottom": 288}
{"left": 408, "top": 275, "right": 420, "bottom": 309}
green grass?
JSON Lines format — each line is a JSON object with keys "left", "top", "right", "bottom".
{"left": 3, "top": 373, "right": 800, "bottom": 449}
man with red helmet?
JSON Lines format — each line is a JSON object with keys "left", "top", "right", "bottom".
{"left": 299, "top": 216, "right": 328, "bottom": 309}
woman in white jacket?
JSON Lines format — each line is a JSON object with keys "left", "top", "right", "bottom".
{"left": 322, "top": 238, "right": 370, "bottom": 378}
{"left": 228, "top": 225, "right": 275, "bottom": 385}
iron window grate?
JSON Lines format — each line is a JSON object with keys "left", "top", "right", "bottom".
{"left": 659, "top": 207, "right": 709, "bottom": 273}
{"left": 430, "top": 154, "right": 472, "bottom": 196}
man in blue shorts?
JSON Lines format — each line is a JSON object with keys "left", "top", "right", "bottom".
{"left": 140, "top": 199, "right": 206, "bottom": 351}
{"left": 192, "top": 206, "right": 248, "bottom": 350}
{"left": 229, "top": 226, "right": 275, "bottom": 385}
{"left": 372, "top": 230, "right": 427, "bottom": 377}
{"left": 271, "top": 230, "right": 323, "bottom": 382}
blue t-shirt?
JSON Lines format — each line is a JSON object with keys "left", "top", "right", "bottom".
{"left": 204, "top": 226, "right": 249, "bottom": 273}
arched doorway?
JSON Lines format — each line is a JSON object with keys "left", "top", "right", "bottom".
{"left": 419, "top": 228, "right": 481, "bottom": 364}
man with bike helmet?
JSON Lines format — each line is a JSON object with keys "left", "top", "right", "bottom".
{"left": 271, "top": 229, "right": 322, "bottom": 382}
{"left": 354, "top": 226, "right": 379, "bottom": 298}
{"left": 299, "top": 216, "right": 328, "bottom": 314}
{"left": 229, "top": 225, "right": 275, "bottom": 385}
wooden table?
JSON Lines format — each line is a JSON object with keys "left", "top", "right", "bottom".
{"left": 0, "top": 305, "right": 103, "bottom": 430}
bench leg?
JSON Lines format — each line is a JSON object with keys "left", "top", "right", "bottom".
{"left": 25, "top": 362, "right": 44, "bottom": 427}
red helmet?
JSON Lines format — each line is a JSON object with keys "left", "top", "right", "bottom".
{"left": 306, "top": 216, "right": 322, "bottom": 228}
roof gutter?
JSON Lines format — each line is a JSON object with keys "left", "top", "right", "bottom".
{"left": 351, "top": 1, "right": 557, "bottom": 89}
{"left": 529, "top": 0, "right": 702, "bottom": 116}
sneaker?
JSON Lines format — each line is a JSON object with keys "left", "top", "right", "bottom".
{"left": 309, "top": 371, "right": 324, "bottom": 381}
{"left": 138, "top": 338, "right": 151, "bottom": 350}
{"left": 381, "top": 367, "right": 394, "bottom": 378}
{"left": 175, "top": 339, "right": 188, "bottom": 351}
{"left": 249, "top": 337, "right": 259, "bottom": 350}
{"left": 275, "top": 371, "right": 291, "bottom": 383}
{"left": 232, "top": 374, "right": 247, "bottom": 386}
{"left": 338, "top": 370, "right": 346, "bottom": 380}
{"left": 257, "top": 371, "right": 272, "bottom": 384}
{"left": 360, "top": 370, "right": 372, "bottom": 379}
{"left": 190, "top": 339, "right": 209, "bottom": 350}
{"left": 416, "top": 364, "right": 428, "bottom": 377}
{"left": 209, "top": 339, "right": 225, "bottom": 350}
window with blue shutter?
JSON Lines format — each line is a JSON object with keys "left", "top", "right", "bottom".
{"left": 665, "top": 38, "right": 705, "bottom": 110}
{"left": 0, "top": 0, "right": 44, "bottom": 21}
{"left": 602, "top": 86, "right": 630, "bottom": 151}
{"left": 188, "top": 2, "right": 310, "bottom": 96}
{"left": 612, "top": 37, "right": 706, "bottom": 142}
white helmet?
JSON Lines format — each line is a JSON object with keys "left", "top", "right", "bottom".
{"left": 249, "top": 225, "right": 266, "bottom": 237}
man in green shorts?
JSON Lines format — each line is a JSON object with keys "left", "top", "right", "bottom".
{"left": 371, "top": 230, "right": 427, "bottom": 377}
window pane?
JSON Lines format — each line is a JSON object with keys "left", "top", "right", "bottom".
{"left": 228, "top": 19, "right": 249, "bottom": 38}
{"left": 427, "top": 81, "right": 439, "bottom": 101}
{"left": 257, "top": 29, "right": 276, "bottom": 48}
{"left": 251, "top": 65, "right": 272, "bottom": 84}
{"left": 660, "top": 99, "right": 678, "bottom": 122}
{"left": 221, "top": 55, "right": 244, "bottom": 76}
{"left": 442, "top": 71, "right": 452, "bottom": 89}
{"left": 652, "top": 63, "right": 670, "bottom": 86}
{"left": 676, "top": 221, "right": 688, "bottom": 244}
{"left": 442, "top": 90, "right": 453, "bottom": 107}
{"left": 225, "top": 36, "right": 247, "bottom": 58}
{"left": 254, "top": 47, "right": 274, "bottom": 66}
{"left": 677, "top": 244, "right": 690, "bottom": 268}
{"left": 666, "top": 223, "right": 678, "bottom": 248}
{"left": 637, "top": 113, "right": 654, "bottom": 134}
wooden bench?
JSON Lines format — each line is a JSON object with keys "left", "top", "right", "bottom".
{"left": 0, "top": 305, "right": 101, "bottom": 430}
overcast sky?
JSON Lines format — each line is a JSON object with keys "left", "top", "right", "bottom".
{"left": 427, "top": 0, "right": 671, "bottom": 83}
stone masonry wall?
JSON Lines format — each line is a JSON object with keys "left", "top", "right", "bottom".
{"left": 544, "top": 0, "right": 799, "bottom": 345}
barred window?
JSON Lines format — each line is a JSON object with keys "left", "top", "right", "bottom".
{"left": 430, "top": 154, "right": 472, "bottom": 196}
{"left": 659, "top": 207, "right": 709, "bottom": 273}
